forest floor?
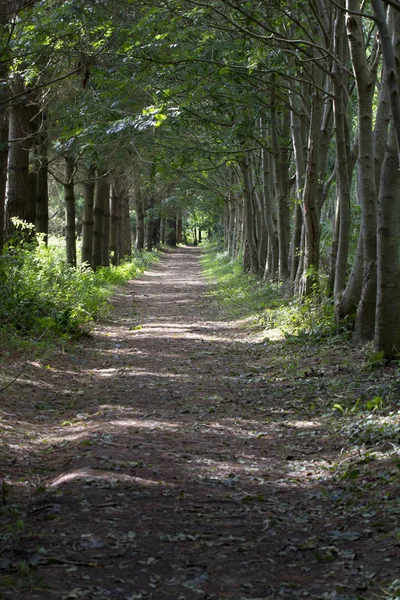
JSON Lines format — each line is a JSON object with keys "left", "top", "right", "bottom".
{"left": 0, "top": 247, "right": 399, "bottom": 600}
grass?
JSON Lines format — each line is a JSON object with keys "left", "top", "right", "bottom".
{"left": 201, "top": 247, "right": 281, "bottom": 320}
{"left": 201, "top": 245, "right": 337, "bottom": 340}
{"left": 200, "top": 242, "right": 400, "bottom": 453}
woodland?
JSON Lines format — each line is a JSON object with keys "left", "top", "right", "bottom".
{"left": 1, "top": 1, "right": 400, "bottom": 599}
{"left": 1, "top": 0, "right": 400, "bottom": 353}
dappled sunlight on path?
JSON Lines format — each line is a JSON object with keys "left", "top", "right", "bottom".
{"left": 1, "top": 248, "right": 399, "bottom": 599}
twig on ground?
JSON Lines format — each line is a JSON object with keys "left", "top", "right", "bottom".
{"left": 0, "top": 364, "right": 28, "bottom": 394}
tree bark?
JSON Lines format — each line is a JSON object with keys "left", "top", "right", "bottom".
{"left": 132, "top": 160, "right": 144, "bottom": 251}
{"left": 64, "top": 156, "right": 76, "bottom": 267}
{"left": 160, "top": 217, "right": 166, "bottom": 244}
{"left": 346, "top": 0, "right": 378, "bottom": 342}
{"left": 373, "top": 7, "right": 400, "bottom": 356}
{"left": 5, "top": 91, "right": 33, "bottom": 239}
{"left": 299, "top": 86, "right": 323, "bottom": 296}
{"left": 123, "top": 191, "right": 131, "bottom": 256}
{"left": 102, "top": 180, "right": 110, "bottom": 267}
{"left": 270, "top": 103, "right": 290, "bottom": 282}
{"left": 288, "top": 87, "right": 307, "bottom": 285}
{"left": 0, "top": 22, "right": 8, "bottom": 249}
{"left": 241, "top": 153, "right": 259, "bottom": 274}
{"left": 166, "top": 219, "right": 177, "bottom": 246}
{"left": 110, "top": 179, "right": 121, "bottom": 265}
{"left": 92, "top": 170, "right": 108, "bottom": 269}
{"left": 0, "top": 112, "right": 8, "bottom": 251}
{"left": 82, "top": 165, "right": 95, "bottom": 267}
{"left": 332, "top": 6, "right": 352, "bottom": 299}
{"left": 260, "top": 133, "right": 278, "bottom": 278}
{"left": 145, "top": 196, "right": 156, "bottom": 251}
{"left": 34, "top": 107, "right": 48, "bottom": 241}
{"left": 176, "top": 217, "right": 182, "bottom": 246}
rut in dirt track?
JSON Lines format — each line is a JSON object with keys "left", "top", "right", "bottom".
{"left": 3, "top": 247, "right": 397, "bottom": 600}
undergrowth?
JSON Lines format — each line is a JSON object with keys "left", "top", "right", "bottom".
{"left": 201, "top": 247, "right": 281, "bottom": 319}
{"left": 201, "top": 246, "right": 337, "bottom": 340}
{"left": 0, "top": 236, "right": 158, "bottom": 349}
{"left": 201, "top": 244, "right": 400, "bottom": 451}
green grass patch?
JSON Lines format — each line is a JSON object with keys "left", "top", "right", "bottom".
{"left": 0, "top": 237, "right": 158, "bottom": 349}
{"left": 201, "top": 248, "right": 281, "bottom": 319}
{"left": 201, "top": 246, "right": 337, "bottom": 340}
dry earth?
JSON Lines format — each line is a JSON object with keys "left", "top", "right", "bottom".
{"left": 0, "top": 247, "right": 399, "bottom": 600}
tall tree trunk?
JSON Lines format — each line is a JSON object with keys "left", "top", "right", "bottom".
{"left": 176, "top": 217, "right": 182, "bottom": 245}
{"left": 166, "top": 219, "right": 177, "bottom": 246}
{"left": 110, "top": 179, "right": 121, "bottom": 265}
{"left": 64, "top": 156, "right": 76, "bottom": 267}
{"left": 132, "top": 160, "right": 144, "bottom": 251}
{"left": 337, "top": 54, "right": 387, "bottom": 323}
{"left": 346, "top": 0, "right": 378, "bottom": 342}
{"left": 241, "top": 152, "right": 259, "bottom": 274}
{"left": 0, "top": 9, "right": 9, "bottom": 250}
{"left": 160, "top": 217, "right": 166, "bottom": 244}
{"left": 92, "top": 170, "right": 108, "bottom": 269}
{"left": 102, "top": 181, "right": 110, "bottom": 267}
{"left": 299, "top": 86, "right": 323, "bottom": 296}
{"left": 34, "top": 107, "right": 49, "bottom": 241}
{"left": 288, "top": 87, "right": 307, "bottom": 286}
{"left": 373, "top": 6, "right": 400, "bottom": 356}
{"left": 270, "top": 104, "right": 290, "bottom": 282}
{"left": 5, "top": 92, "right": 32, "bottom": 239}
{"left": 332, "top": 6, "right": 352, "bottom": 299}
{"left": 0, "top": 113, "right": 8, "bottom": 251}
{"left": 145, "top": 196, "right": 156, "bottom": 251}
{"left": 82, "top": 165, "right": 95, "bottom": 267}
{"left": 374, "top": 125, "right": 400, "bottom": 356}
{"left": 123, "top": 191, "right": 131, "bottom": 256}
{"left": 227, "top": 201, "right": 236, "bottom": 258}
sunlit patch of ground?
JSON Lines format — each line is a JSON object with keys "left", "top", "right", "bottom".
{"left": 0, "top": 247, "right": 399, "bottom": 599}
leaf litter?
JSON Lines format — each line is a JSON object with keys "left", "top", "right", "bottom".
{"left": 0, "top": 247, "right": 399, "bottom": 599}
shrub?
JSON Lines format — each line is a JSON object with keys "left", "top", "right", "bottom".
{"left": 0, "top": 236, "right": 158, "bottom": 343}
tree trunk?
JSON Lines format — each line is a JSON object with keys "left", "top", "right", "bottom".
{"left": 176, "top": 217, "right": 182, "bottom": 245}
{"left": 373, "top": 6, "right": 400, "bottom": 356}
{"left": 374, "top": 128, "right": 400, "bottom": 356}
{"left": 0, "top": 112, "right": 7, "bottom": 251}
{"left": 123, "top": 191, "right": 131, "bottom": 256}
{"left": 270, "top": 104, "right": 290, "bottom": 282}
{"left": 82, "top": 165, "right": 95, "bottom": 267}
{"left": 299, "top": 86, "right": 323, "bottom": 296}
{"left": 110, "top": 179, "right": 121, "bottom": 265}
{"left": 166, "top": 219, "right": 177, "bottom": 246}
{"left": 160, "top": 217, "right": 166, "bottom": 244}
{"left": 346, "top": 0, "right": 378, "bottom": 343}
{"left": 102, "top": 181, "right": 110, "bottom": 267}
{"left": 227, "top": 201, "right": 236, "bottom": 258}
{"left": 5, "top": 93, "right": 32, "bottom": 239}
{"left": 0, "top": 9, "right": 9, "bottom": 251}
{"left": 145, "top": 196, "right": 156, "bottom": 251}
{"left": 34, "top": 107, "right": 49, "bottom": 241}
{"left": 64, "top": 156, "right": 76, "bottom": 267}
{"left": 288, "top": 87, "right": 307, "bottom": 285}
{"left": 92, "top": 170, "right": 108, "bottom": 269}
{"left": 332, "top": 6, "right": 352, "bottom": 299}
{"left": 132, "top": 160, "right": 144, "bottom": 251}
{"left": 241, "top": 153, "right": 259, "bottom": 274}
{"left": 336, "top": 225, "right": 364, "bottom": 322}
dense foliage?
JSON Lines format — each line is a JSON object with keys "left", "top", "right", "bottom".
{"left": 0, "top": 0, "right": 400, "bottom": 356}
{"left": 0, "top": 234, "right": 158, "bottom": 345}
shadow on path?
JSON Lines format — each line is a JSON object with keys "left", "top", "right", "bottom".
{"left": 0, "top": 248, "right": 398, "bottom": 600}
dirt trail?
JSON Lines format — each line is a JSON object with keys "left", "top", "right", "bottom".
{"left": 1, "top": 248, "right": 399, "bottom": 600}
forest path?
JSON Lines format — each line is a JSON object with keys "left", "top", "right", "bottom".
{"left": 1, "top": 248, "right": 398, "bottom": 600}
